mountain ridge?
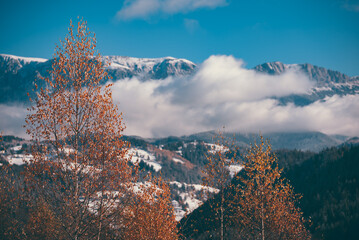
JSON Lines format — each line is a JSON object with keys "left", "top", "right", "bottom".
{"left": 1, "top": 53, "right": 358, "bottom": 113}
{"left": 0, "top": 53, "right": 197, "bottom": 103}
{"left": 254, "top": 61, "right": 358, "bottom": 85}
{"left": 148, "top": 130, "right": 349, "bottom": 152}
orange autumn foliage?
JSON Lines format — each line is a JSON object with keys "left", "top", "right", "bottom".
{"left": 25, "top": 18, "right": 134, "bottom": 239}
{"left": 121, "top": 175, "right": 178, "bottom": 240}
{"left": 234, "top": 136, "right": 310, "bottom": 240}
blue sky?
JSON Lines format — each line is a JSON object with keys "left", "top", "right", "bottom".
{"left": 0, "top": 0, "right": 358, "bottom": 75}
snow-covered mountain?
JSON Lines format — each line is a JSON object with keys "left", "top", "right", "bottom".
{"left": 254, "top": 61, "right": 359, "bottom": 106}
{"left": 0, "top": 54, "right": 196, "bottom": 78}
{"left": 104, "top": 55, "right": 196, "bottom": 80}
{"left": 0, "top": 54, "right": 52, "bottom": 103}
{"left": 0, "top": 54, "right": 196, "bottom": 103}
{"left": 254, "top": 61, "right": 358, "bottom": 85}
{"left": 0, "top": 54, "right": 47, "bottom": 74}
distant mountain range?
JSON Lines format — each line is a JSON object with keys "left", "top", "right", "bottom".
{"left": 0, "top": 54, "right": 196, "bottom": 103}
{"left": 104, "top": 55, "right": 196, "bottom": 80}
{"left": 1, "top": 53, "right": 358, "bottom": 106}
{"left": 137, "top": 130, "right": 351, "bottom": 153}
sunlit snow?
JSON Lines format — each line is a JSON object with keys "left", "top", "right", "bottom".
{"left": 128, "top": 148, "right": 162, "bottom": 171}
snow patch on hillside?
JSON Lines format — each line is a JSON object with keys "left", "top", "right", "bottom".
{"left": 169, "top": 181, "right": 219, "bottom": 193}
{"left": 172, "top": 157, "right": 184, "bottom": 164}
{"left": 169, "top": 181, "right": 219, "bottom": 220}
{"left": 10, "top": 145, "right": 22, "bottom": 151}
{"left": 5, "top": 154, "right": 33, "bottom": 165}
{"left": 227, "top": 164, "right": 243, "bottom": 177}
{"left": 205, "top": 143, "right": 229, "bottom": 154}
{"left": 128, "top": 148, "right": 162, "bottom": 171}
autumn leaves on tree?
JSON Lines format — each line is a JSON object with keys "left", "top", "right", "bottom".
{"left": 234, "top": 136, "right": 310, "bottom": 239}
{"left": 23, "top": 19, "right": 177, "bottom": 240}
{"left": 199, "top": 133, "right": 310, "bottom": 240}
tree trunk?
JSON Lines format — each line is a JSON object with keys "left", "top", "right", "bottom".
{"left": 220, "top": 191, "right": 224, "bottom": 240}
{"left": 261, "top": 201, "right": 265, "bottom": 240}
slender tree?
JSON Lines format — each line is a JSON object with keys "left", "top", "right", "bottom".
{"left": 201, "top": 131, "right": 240, "bottom": 240}
{"left": 234, "top": 136, "right": 310, "bottom": 240}
{"left": 25, "top": 18, "right": 134, "bottom": 239}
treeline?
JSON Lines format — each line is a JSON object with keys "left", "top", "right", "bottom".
{"left": 285, "top": 145, "right": 359, "bottom": 239}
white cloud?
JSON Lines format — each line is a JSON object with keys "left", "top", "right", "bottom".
{"left": 116, "top": 0, "right": 161, "bottom": 20}
{"left": 0, "top": 104, "right": 28, "bottom": 138}
{"left": 116, "top": 0, "right": 228, "bottom": 20}
{"left": 108, "top": 55, "right": 359, "bottom": 138}
{"left": 110, "top": 78, "right": 206, "bottom": 137}
{"left": 166, "top": 55, "right": 314, "bottom": 105}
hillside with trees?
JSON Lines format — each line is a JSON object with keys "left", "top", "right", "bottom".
{"left": 180, "top": 144, "right": 359, "bottom": 239}
{"left": 285, "top": 145, "right": 359, "bottom": 239}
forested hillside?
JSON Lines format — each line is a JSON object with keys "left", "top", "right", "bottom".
{"left": 285, "top": 145, "right": 359, "bottom": 239}
{"left": 179, "top": 144, "right": 359, "bottom": 239}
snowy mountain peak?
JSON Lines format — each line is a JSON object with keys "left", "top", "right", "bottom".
{"left": 103, "top": 55, "right": 193, "bottom": 69}
{"left": 0, "top": 54, "right": 49, "bottom": 76}
{"left": 102, "top": 55, "right": 196, "bottom": 80}
{"left": 254, "top": 61, "right": 288, "bottom": 74}
{"left": 0, "top": 54, "right": 47, "bottom": 64}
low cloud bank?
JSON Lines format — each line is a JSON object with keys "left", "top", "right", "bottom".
{"left": 1, "top": 55, "right": 358, "bottom": 138}
{"left": 111, "top": 55, "right": 358, "bottom": 137}
{"left": 0, "top": 104, "right": 28, "bottom": 138}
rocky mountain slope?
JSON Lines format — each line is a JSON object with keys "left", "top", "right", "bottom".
{"left": 0, "top": 54, "right": 196, "bottom": 103}
{"left": 104, "top": 55, "right": 196, "bottom": 80}
{"left": 254, "top": 61, "right": 359, "bottom": 106}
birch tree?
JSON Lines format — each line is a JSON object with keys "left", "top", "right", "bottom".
{"left": 25, "top": 18, "right": 134, "bottom": 239}
{"left": 235, "top": 136, "right": 310, "bottom": 240}
{"left": 202, "top": 131, "right": 240, "bottom": 240}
